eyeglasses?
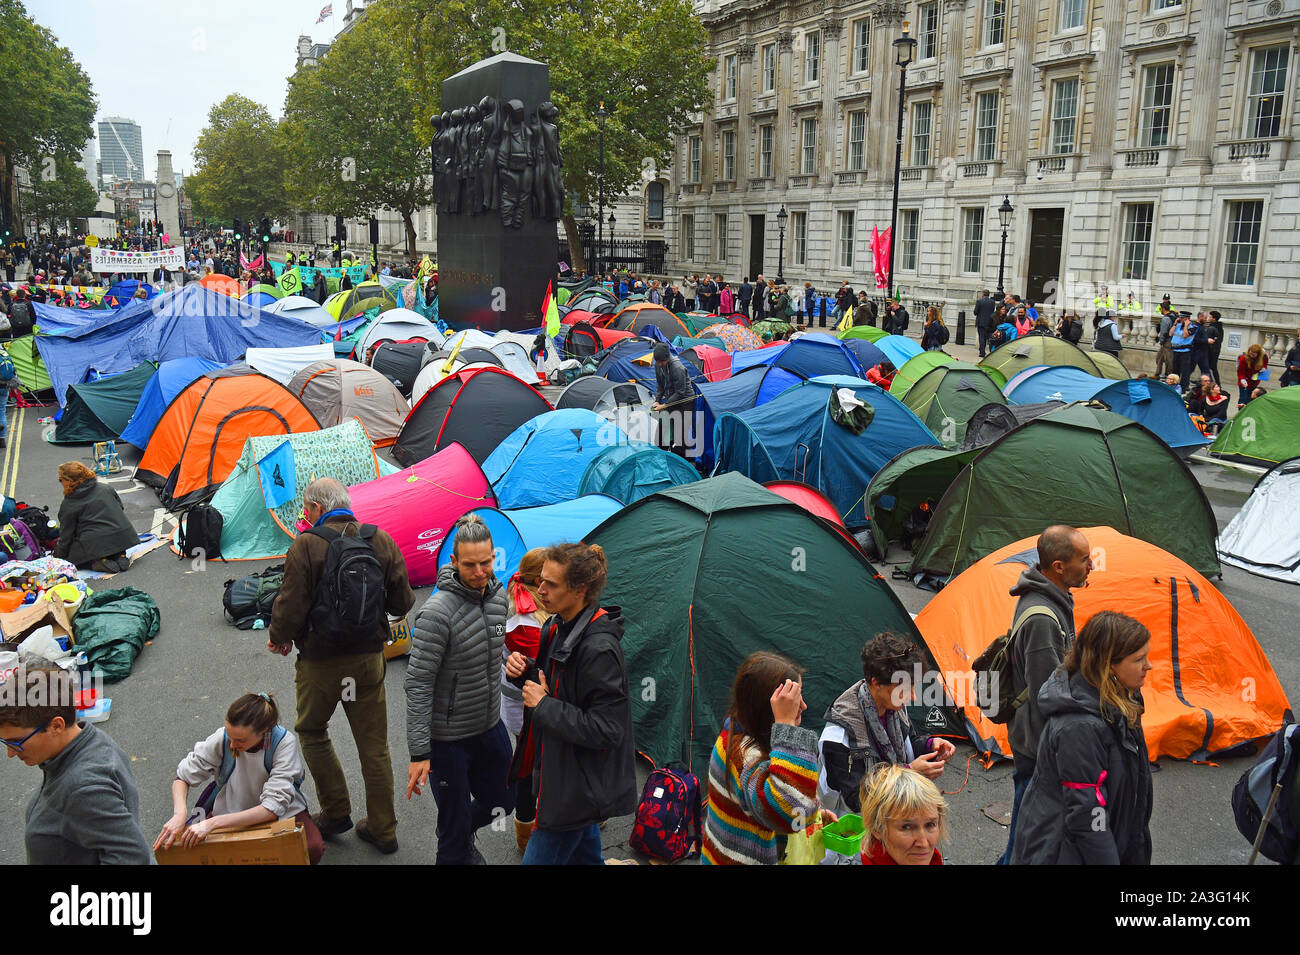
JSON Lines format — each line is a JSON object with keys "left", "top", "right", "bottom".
{"left": 1, "top": 722, "right": 49, "bottom": 753}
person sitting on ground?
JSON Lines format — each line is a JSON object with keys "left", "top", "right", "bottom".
{"left": 154, "top": 692, "right": 324, "bottom": 864}
{"left": 866, "top": 359, "right": 897, "bottom": 390}
{"left": 54, "top": 462, "right": 137, "bottom": 572}
{"left": 1200, "top": 381, "right": 1230, "bottom": 433}
{"left": 1250, "top": 385, "right": 1267, "bottom": 402}
{"left": 1163, "top": 373, "right": 1182, "bottom": 390}
{"left": 818, "top": 632, "right": 955, "bottom": 815}
{"left": 1281, "top": 327, "right": 1300, "bottom": 387}
{"left": 858, "top": 763, "right": 948, "bottom": 866}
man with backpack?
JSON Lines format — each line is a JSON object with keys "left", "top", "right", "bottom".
{"left": 1094, "top": 309, "right": 1123, "bottom": 355}
{"left": 997, "top": 525, "right": 1091, "bottom": 865}
{"left": 267, "top": 478, "right": 415, "bottom": 855}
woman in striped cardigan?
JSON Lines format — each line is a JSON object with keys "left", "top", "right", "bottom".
{"left": 702, "top": 652, "right": 822, "bottom": 865}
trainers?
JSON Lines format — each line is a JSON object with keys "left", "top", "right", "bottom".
{"left": 356, "top": 818, "right": 398, "bottom": 854}
{"left": 90, "top": 559, "right": 117, "bottom": 573}
{"left": 312, "top": 812, "right": 354, "bottom": 838}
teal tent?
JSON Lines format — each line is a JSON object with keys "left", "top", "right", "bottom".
{"left": 50, "top": 362, "right": 158, "bottom": 444}
{"left": 576, "top": 442, "right": 701, "bottom": 504}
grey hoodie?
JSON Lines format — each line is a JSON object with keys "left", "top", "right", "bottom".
{"left": 1007, "top": 564, "right": 1078, "bottom": 765}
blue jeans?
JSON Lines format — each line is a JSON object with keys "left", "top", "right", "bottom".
{"left": 0, "top": 384, "right": 7, "bottom": 438}
{"left": 521, "top": 823, "right": 604, "bottom": 865}
{"left": 427, "top": 721, "right": 515, "bottom": 865}
{"left": 997, "top": 761, "right": 1034, "bottom": 865}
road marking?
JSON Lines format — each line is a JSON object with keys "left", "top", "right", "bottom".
{"left": 2, "top": 407, "right": 24, "bottom": 498}
{"left": 150, "top": 507, "right": 179, "bottom": 539}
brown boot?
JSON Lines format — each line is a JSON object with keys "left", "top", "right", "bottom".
{"left": 515, "top": 817, "right": 534, "bottom": 853}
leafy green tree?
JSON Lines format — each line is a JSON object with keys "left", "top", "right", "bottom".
{"left": 189, "top": 94, "right": 289, "bottom": 226}
{"left": 0, "top": 0, "right": 97, "bottom": 237}
{"left": 26, "top": 154, "right": 97, "bottom": 232}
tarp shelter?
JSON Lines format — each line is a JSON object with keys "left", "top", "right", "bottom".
{"left": 839, "top": 324, "right": 888, "bottom": 343}
{"left": 483, "top": 408, "right": 630, "bottom": 508}
{"left": 135, "top": 368, "right": 322, "bottom": 508}
{"left": 586, "top": 473, "right": 941, "bottom": 769}
{"left": 1006, "top": 365, "right": 1207, "bottom": 451}
{"left": 349, "top": 442, "right": 496, "bottom": 587}
{"left": 914, "top": 526, "right": 1290, "bottom": 763}
{"left": 371, "top": 341, "right": 433, "bottom": 398}
{"left": 324, "top": 282, "right": 398, "bottom": 321}
{"left": 901, "top": 362, "right": 1008, "bottom": 448}
{"left": 393, "top": 366, "right": 553, "bottom": 467}
{"left": 713, "top": 376, "right": 937, "bottom": 527}
{"left": 435, "top": 496, "right": 624, "bottom": 585}
{"left": 288, "top": 359, "right": 411, "bottom": 448}
{"left": 6, "top": 335, "right": 53, "bottom": 392}
{"left": 244, "top": 344, "right": 337, "bottom": 385}
{"left": 199, "top": 273, "right": 241, "bottom": 297}
{"left": 908, "top": 403, "right": 1221, "bottom": 582}
{"left": 890, "top": 351, "right": 956, "bottom": 402}
{"left": 576, "top": 442, "right": 700, "bottom": 504}
{"left": 1217, "top": 457, "right": 1300, "bottom": 584}
{"left": 210, "top": 419, "right": 395, "bottom": 560}
{"left": 1209, "top": 386, "right": 1300, "bottom": 467}
{"left": 357, "top": 308, "right": 443, "bottom": 357}
{"left": 872, "top": 334, "right": 924, "bottom": 370}
{"left": 978, "top": 334, "right": 1123, "bottom": 387}
{"left": 33, "top": 284, "right": 320, "bottom": 406}
{"left": 264, "top": 294, "right": 336, "bottom": 327}
{"left": 120, "top": 357, "right": 224, "bottom": 448}
{"left": 50, "top": 362, "right": 156, "bottom": 444}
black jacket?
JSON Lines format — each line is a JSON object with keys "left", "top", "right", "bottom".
{"left": 509, "top": 604, "right": 637, "bottom": 831}
{"left": 55, "top": 478, "right": 139, "bottom": 567}
{"left": 974, "top": 295, "right": 996, "bottom": 329}
{"left": 1011, "top": 668, "right": 1153, "bottom": 865}
{"left": 1007, "top": 565, "right": 1077, "bottom": 764}
{"left": 1282, "top": 341, "right": 1300, "bottom": 386}
{"left": 655, "top": 356, "right": 695, "bottom": 407}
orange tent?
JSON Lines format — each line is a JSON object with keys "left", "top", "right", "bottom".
{"left": 609, "top": 302, "right": 691, "bottom": 338}
{"left": 200, "top": 273, "right": 242, "bottom": 297}
{"left": 914, "top": 526, "right": 1290, "bottom": 765}
{"left": 136, "top": 369, "right": 321, "bottom": 507}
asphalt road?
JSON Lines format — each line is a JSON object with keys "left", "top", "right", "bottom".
{"left": 0, "top": 395, "right": 1292, "bottom": 867}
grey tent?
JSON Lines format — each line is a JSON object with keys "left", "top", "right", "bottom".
{"left": 1217, "top": 457, "right": 1300, "bottom": 585}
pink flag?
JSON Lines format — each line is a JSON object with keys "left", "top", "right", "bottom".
{"left": 872, "top": 227, "right": 892, "bottom": 289}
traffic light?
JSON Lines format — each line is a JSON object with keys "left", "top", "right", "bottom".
{"left": 260, "top": 217, "right": 271, "bottom": 244}
{"left": 335, "top": 214, "right": 345, "bottom": 242}
{"left": 369, "top": 216, "right": 379, "bottom": 245}
{"left": 233, "top": 217, "right": 241, "bottom": 240}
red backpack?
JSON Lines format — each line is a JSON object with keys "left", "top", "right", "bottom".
{"left": 629, "top": 763, "right": 703, "bottom": 863}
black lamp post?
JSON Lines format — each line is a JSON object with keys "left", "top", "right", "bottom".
{"left": 776, "top": 204, "right": 788, "bottom": 285}
{"left": 596, "top": 102, "right": 607, "bottom": 278}
{"left": 608, "top": 213, "right": 616, "bottom": 271}
{"left": 888, "top": 21, "right": 917, "bottom": 301}
{"left": 996, "top": 194, "right": 1014, "bottom": 296}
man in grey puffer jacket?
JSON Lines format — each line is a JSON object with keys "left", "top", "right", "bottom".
{"left": 404, "top": 515, "right": 515, "bottom": 864}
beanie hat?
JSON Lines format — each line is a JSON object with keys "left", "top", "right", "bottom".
{"left": 654, "top": 343, "right": 671, "bottom": 362}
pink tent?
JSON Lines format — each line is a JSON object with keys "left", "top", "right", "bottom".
{"left": 686, "top": 343, "right": 732, "bottom": 382}
{"left": 350, "top": 442, "right": 495, "bottom": 586}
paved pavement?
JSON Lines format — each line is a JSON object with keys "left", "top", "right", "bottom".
{"left": 0, "top": 350, "right": 1290, "bottom": 866}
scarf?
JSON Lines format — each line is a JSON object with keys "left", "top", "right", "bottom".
{"left": 856, "top": 680, "right": 909, "bottom": 764}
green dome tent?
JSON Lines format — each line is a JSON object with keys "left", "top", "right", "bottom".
{"left": 586, "top": 472, "right": 949, "bottom": 770}
{"left": 907, "top": 403, "right": 1220, "bottom": 583}
{"left": 866, "top": 445, "right": 980, "bottom": 559}
{"left": 978, "top": 334, "right": 1125, "bottom": 387}
{"left": 1209, "top": 387, "right": 1300, "bottom": 467}
{"left": 6, "top": 335, "right": 53, "bottom": 392}
{"left": 901, "top": 362, "right": 1007, "bottom": 448}
{"left": 838, "top": 325, "right": 889, "bottom": 343}
{"left": 889, "top": 351, "right": 955, "bottom": 402}
{"left": 50, "top": 361, "right": 157, "bottom": 444}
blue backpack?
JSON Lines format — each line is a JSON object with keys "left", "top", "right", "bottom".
{"left": 0, "top": 346, "right": 15, "bottom": 383}
{"left": 193, "top": 725, "right": 303, "bottom": 820}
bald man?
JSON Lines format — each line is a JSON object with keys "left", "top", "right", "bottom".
{"left": 997, "top": 524, "right": 1092, "bottom": 865}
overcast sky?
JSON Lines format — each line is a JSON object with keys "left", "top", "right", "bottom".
{"left": 29, "top": 0, "right": 343, "bottom": 177}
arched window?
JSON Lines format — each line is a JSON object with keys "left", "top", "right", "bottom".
{"left": 647, "top": 181, "right": 665, "bottom": 221}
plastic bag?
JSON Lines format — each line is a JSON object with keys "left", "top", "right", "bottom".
{"left": 779, "top": 812, "right": 826, "bottom": 866}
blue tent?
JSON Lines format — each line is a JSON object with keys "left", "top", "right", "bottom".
{"left": 34, "top": 284, "right": 321, "bottom": 405}
{"left": 595, "top": 338, "right": 659, "bottom": 386}
{"left": 732, "top": 343, "right": 787, "bottom": 375}
{"left": 120, "top": 356, "right": 224, "bottom": 448}
{"left": 434, "top": 495, "right": 624, "bottom": 585}
{"left": 577, "top": 442, "right": 701, "bottom": 504}
{"left": 1006, "top": 366, "right": 1208, "bottom": 451}
{"left": 840, "top": 337, "right": 887, "bottom": 373}
{"left": 482, "top": 408, "right": 631, "bottom": 508}
{"left": 696, "top": 364, "right": 806, "bottom": 467}
{"left": 729, "top": 332, "right": 866, "bottom": 380}
{"left": 713, "top": 375, "right": 937, "bottom": 527}
{"left": 245, "top": 289, "right": 280, "bottom": 309}
{"left": 873, "top": 334, "right": 924, "bottom": 369}
{"left": 105, "top": 279, "right": 154, "bottom": 306}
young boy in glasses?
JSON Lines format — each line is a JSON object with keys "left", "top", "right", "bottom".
{"left": 0, "top": 666, "right": 153, "bottom": 864}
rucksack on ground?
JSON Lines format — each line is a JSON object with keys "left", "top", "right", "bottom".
{"left": 13, "top": 502, "right": 57, "bottom": 545}
{"left": 177, "top": 504, "right": 223, "bottom": 560}
{"left": 0, "top": 518, "right": 41, "bottom": 562}
{"left": 305, "top": 524, "right": 387, "bottom": 641}
{"left": 629, "top": 763, "right": 703, "bottom": 862}
{"left": 222, "top": 564, "right": 286, "bottom": 630}
{"left": 971, "top": 606, "right": 1060, "bottom": 724}
{"left": 1232, "top": 720, "right": 1300, "bottom": 864}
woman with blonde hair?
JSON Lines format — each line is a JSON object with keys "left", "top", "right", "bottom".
{"left": 921, "top": 306, "right": 948, "bottom": 351}
{"left": 55, "top": 462, "right": 138, "bottom": 572}
{"left": 1012, "top": 611, "right": 1154, "bottom": 865}
{"left": 1236, "top": 343, "right": 1269, "bottom": 406}
{"left": 858, "top": 763, "right": 948, "bottom": 865}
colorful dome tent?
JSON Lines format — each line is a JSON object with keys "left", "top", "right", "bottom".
{"left": 371, "top": 341, "right": 434, "bottom": 398}
{"left": 699, "top": 322, "right": 764, "bottom": 353}
{"left": 978, "top": 334, "right": 1122, "bottom": 385}
{"left": 242, "top": 284, "right": 283, "bottom": 308}
{"left": 763, "top": 480, "right": 847, "bottom": 527}
{"left": 1005, "top": 366, "right": 1207, "bottom": 451}
{"left": 288, "top": 359, "right": 411, "bottom": 448}
{"left": 593, "top": 338, "right": 664, "bottom": 386}
{"left": 695, "top": 363, "right": 807, "bottom": 465}
{"left": 104, "top": 279, "right": 153, "bottom": 307}
{"left": 958, "top": 400, "right": 1064, "bottom": 450}
{"left": 901, "top": 362, "right": 1008, "bottom": 448}
{"left": 437, "top": 329, "right": 538, "bottom": 381}
{"left": 562, "top": 322, "right": 633, "bottom": 360}
{"left": 914, "top": 526, "right": 1291, "bottom": 764}
{"left": 587, "top": 473, "right": 946, "bottom": 770}
{"left": 557, "top": 376, "right": 653, "bottom": 417}
{"left": 393, "top": 366, "right": 553, "bottom": 467}
{"left": 838, "top": 337, "right": 889, "bottom": 377}
{"left": 6, "top": 335, "right": 55, "bottom": 393}
{"left": 889, "top": 351, "right": 957, "bottom": 402}
{"left": 357, "top": 308, "right": 443, "bottom": 357}
{"left": 907, "top": 403, "right": 1221, "bottom": 583}
{"left": 713, "top": 376, "right": 938, "bottom": 528}
{"left": 866, "top": 445, "right": 977, "bottom": 559}
{"left": 679, "top": 343, "right": 731, "bottom": 383}
{"left": 348, "top": 442, "right": 496, "bottom": 587}
{"left": 1217, "top": 457, "right": 1300, "bottom": 584}
{"left": 560, "top": 307, "right": 605, "bottom": 327}
{"left": 120, "top": 357, "right": 224, "bottom": 448}
{"left": 210, "top": 420, "right": 395, "bottom": 560}
{"left": 610, "top": 302, "right": 691, "bottom": 339}
{"left": 264, "top": 294, "right": 336, "bottom": 327}
{"left": 199, "top": 273, "right": 241, "bottom": 297}
{"left": 135, "top": 368, "right": 322, "bottom": 508}
{"left": 1209, "top": 386, "right": 1300, "bottom": 467}
{"left": 324, "top": 281, "right": 398, "bottom": 321}
{"left": 435, "top": 496, "right": 624, "bottom": 586}
{"left": 576, "top": 442, "right": 700, "bottom": 504}
{"left": 482, "top": 408, "right": 630, "bottom": 508}
{"left": 50, "top": 361, "right": 157, "bottom": 444}
{"left": 1088, "top": 349, "right": 1131, "bottom": 380}
{"left": 410, "top": 349, "right": 503, "bottom": 401}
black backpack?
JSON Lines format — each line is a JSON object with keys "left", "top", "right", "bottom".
{"left": 1064, "top": 319, "right": 1084, "bottom": 344}
{"left": 936, "top": 324, "right": 950, "bottom": 346}
{"left": 305, "top": 524, "right": 387, "bottom": 641}
{"left": 177, "top": 504, "right": 223, "bottom": 560}
{"left": 13, "top": 502, "right": 58, "bottom": 545}
{"left": 1232, "top": 721, "right": 1300, "bottom": 864}
{"left": 222, "top": 564, "right": 285, "bottom": 630}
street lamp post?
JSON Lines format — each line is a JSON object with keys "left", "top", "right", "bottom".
{"left": 596, "top": 102, "right": 607, "bottom": 279}
{"left": 996, "top": 195, "right": 1014, "bottom": 297}
{"left": 888, "top": 22, "right": 917, "bottom": 302}
{"left": 608, "top": 213, "right": 616, "bottom": 270}
{"left": 776, "top": 204, "right": 787, "bottom": 285}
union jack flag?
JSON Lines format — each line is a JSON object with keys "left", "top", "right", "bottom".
{"left": 316, "top": 3, "right": 333, "bottom": 23}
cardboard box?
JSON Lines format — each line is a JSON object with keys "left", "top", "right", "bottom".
{"left": 384, "top": 616, "right": 412, "bottom": 659}
{"left": 0, "top": 601, "right": 75, "bottom": 649}
{"left": 155, "top": 818, "right": 309, "bottom": 866}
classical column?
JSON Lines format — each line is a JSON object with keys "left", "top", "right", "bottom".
{"left": 937, "top": 0, "right": 966, "bottom": 166}
{"left": 738, "top": 41, "right": 755, "bottom": 184}
{"left": 868, "top": 0, "right": 907, "bottom": 180}
{"left": 1004, "top": 0, "right": 1038, "bottom": 181}
{"left": 1085, "top": 0, "right": 1127, "bottom": 172}
{"left": 821, "top": 16, "right": 845, "bottom": 173}
{"left": 777, "top": 28, "right": 794, "bottom": 184}
{"left": 1182, "top": 0, "right": 1228, "bottom": 167}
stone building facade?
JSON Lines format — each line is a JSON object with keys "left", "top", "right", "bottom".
{"left": 666, "top": 0, "right": 1300, "bottom": 363}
